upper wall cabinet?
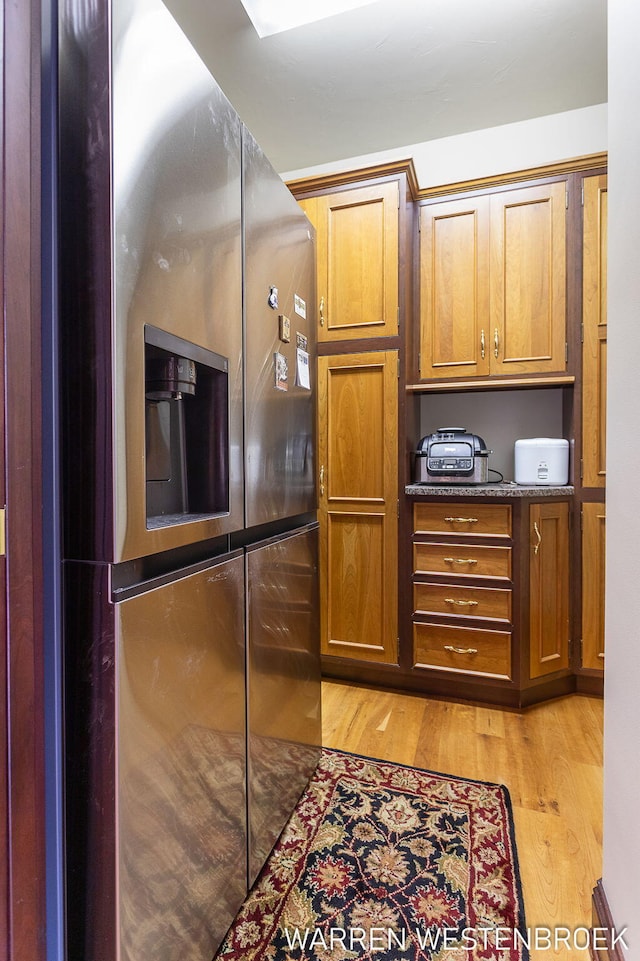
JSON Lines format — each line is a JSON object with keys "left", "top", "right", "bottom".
{"left": 419, "top": 180, "right": 567, "bottom": 382}
{"left": 419, "top": 194, "right": 491, "bottom": 379}
{"left": 299, "top": 181, "right": 399, "bottom": 342}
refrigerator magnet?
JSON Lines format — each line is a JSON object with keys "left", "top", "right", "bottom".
{"left": 294, "top": 293, "right": 306, "bottom": 319}
{"left": 279, "top": 314, "right": 291, "bottom": 342}
{"left": 295, "top": 347, "right": 311, "bottom": 390}
{"left": 274, "top": 351, "right": 288, "bottom": 391}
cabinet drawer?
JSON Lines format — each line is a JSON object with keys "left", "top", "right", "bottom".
{"left": 413, "top": 542, "right": 512, "bottom": 579}
{"left": 413, "top": 502, "right": 512, "bottom": 538}
{"left": 413, "top": 582, "right": 511, "bottom": 622}
{"left": 413, "top": 622, "right": 511, "bottom": 679}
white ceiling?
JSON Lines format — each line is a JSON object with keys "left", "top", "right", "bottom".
{"left": 164, "top": 0, "right": 607, "bottom": 174}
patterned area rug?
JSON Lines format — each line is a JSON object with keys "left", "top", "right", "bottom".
{"left": 215, "top": 749, "right": 528, "bottom": 960}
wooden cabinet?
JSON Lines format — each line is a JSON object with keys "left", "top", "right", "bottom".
{"left": 580, "top": 172, "right": 607, "bottom": 680}
{"left": 529, "top": 501, "right": 570, "bottom": 678}
{"left": 582, "top": 173, "right": 608, "bottom": 488}
{"left": 317, "top": 351, "right": 398, "bottom": 663}
{"left": 419, "top": 195, "right": 490, "bottom": 379}
{"left": 419, "top": 180, "right": 567, "bottom": 381}
{"left": 582, "top": 502, "right": 606, "bottom": 672}
{"left": 299, "top": 181, "right": 399, "bottom": 342}
{"left": 411, "top": 500, "right": 513, "bottom": 681}
{"left": 410, "top": 496, "right": 572, "bottom": 700}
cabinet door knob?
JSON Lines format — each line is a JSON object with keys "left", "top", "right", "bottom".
{"left": 494, "top": 327, "right": 500, "bottom": 358}
{"left": 319, "top": 296, "right": 325, "bottom": 327}
{"left": 319, "top": 465, "right": 325, "bottom": 496}
{"left": 480, "top": 328, "right": 486, "bottom": 360}
{"left": 444, "top": 645, "right": 478, "bottom": 655}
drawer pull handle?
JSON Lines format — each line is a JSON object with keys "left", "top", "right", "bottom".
{"left": 443, "top": 557, "right": 478, "bottom": 565}
{"left": 444, "top": 598, "right": 479, "bottom": 607}
{"left": 444, "top": 645, "right": 478, "bottom": 655}
{"left": 444, "top": 516, "right": 478, "bottom": 524}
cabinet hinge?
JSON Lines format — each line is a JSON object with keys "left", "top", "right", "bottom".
{"left": 581, "top": 182, "right": 585, "bottom": 206}
{"left": 580, "top": 323, "right": 584, "bottom": 344}
{"left": 397, "top": 355, "right": 400, "bottom": 379}
{"left": 566, "top": 185, "right": 569, "bottom": 209}
{"left": 565, "top": 342, "right": 569, "bottom": 364}
{"left": 397, "top": 499, "right": 400, "bottom": 518}
{"left": 580, "top": 460, "right": 584, "bottom": 482}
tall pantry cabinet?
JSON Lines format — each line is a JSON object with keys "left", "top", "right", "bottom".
{"left": 580, "top": 172, "right": 607, "bottom": 675}
{"left": 295, "top": 167, "right": 412, "bottom": 667}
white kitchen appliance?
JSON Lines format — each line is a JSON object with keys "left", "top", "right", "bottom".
{"left": 514, "top": 437, "right": 569, "bottom": 485}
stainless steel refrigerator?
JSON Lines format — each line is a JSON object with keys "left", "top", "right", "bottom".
{"left": 58, "top": 0, "right": 321, "bottom": 958}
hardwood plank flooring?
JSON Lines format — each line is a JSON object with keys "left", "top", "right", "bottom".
{"left": 321, "top": 681, "right": 603, "bottom": 959}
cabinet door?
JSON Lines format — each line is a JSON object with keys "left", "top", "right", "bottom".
{"left": 308, "top": 183, "right": 399, "bottom": 342}
{"left": 490, "top": 182, "right": 567, "bottom": 375}
{"left": 582, "top": 502, "right": 606, "bottom": 672}
{"left": 419, "top": 195, "right": 490, "bottom": 379}
{"left": 317, "top": 351, "right": 398, "bottom": 663}
{"left": 529, "top": 501, "right": 570, "bottom": 678}
{"left": 582, "top": 174, "right": 608, "bottom": 488}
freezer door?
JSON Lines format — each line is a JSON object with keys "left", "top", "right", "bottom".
{"left": 246, "top": 524, "right": 322, "bottom": 885}
{"left": 59, "top": 0, "right": 244, "bottom": 563}
{"left": 243, "top": 128, "right": 317, "bottom": 528}
{"left": 116, "top": 553, "right": 247, "bottom": 961}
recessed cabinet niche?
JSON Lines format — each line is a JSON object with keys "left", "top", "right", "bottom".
{"left": 419, "top": 180, "right": 567, "bottom": 381}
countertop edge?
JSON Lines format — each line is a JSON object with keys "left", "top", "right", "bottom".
{"left": 405, "top": 484, "right": 575, "bottom": 498}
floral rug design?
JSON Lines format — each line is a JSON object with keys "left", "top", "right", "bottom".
{"left": 215, "top": 749, "right": 528, "bottom": 960}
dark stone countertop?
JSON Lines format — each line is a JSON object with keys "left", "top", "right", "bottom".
{"left": 405, "top": 482, "right": 574, "bottom": 498}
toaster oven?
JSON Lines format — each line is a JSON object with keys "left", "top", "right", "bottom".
{"left": 414, "top": 428, "right": 490, "bottom": 484}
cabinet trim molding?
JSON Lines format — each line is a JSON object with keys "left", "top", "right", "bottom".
{"left": 416, "top": 152, "right": 608, "bottom": 200}
{"left": 288, "top": 154, "right": 607, "bottom": 203}
{"left": 288, "top": 158, "right": 419, "bottom": 199}
{"left": 406, "top": 374, "right": 575, "bottom": 393}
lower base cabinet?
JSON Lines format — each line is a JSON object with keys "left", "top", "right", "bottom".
{"left": 581, "top": 501, "right": 606, "bottom": 672}
{"left": 410, "top": 496, "right": 572, "bottom": 705}
{"left": 528, "top": 500, "right": 570, "bottom": 678}
{"left": 321, "top": 491, "right": 576, "bottom": 707}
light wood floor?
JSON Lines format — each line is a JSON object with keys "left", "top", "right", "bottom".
{"left": 321, "top": 680, "right": 603, "bottom": 959}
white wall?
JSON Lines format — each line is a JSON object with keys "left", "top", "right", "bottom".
{"left": 603, "top": 0, "right": 640, "bottom": 948}
{"left": 282, "top": 104, "right": 607, "bottom": 189}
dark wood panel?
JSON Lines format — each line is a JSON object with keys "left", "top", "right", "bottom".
{"left": 0, "top": 0, "right": 7, "bottom": 947}
{"left": 3, "top": 0, "right": 47, "bottom": 958}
